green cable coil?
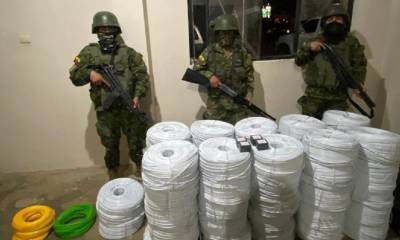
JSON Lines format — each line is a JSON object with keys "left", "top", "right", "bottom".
{"left": 54, "top": 203, "right": 96, "bottom": 239}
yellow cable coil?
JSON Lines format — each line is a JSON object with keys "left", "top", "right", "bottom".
{"left": 12, "top": 205, "right": 56, "bottom": 240}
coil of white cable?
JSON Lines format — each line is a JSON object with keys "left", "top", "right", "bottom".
{"left": 297, "top": 202, "right": 345, "bottom": 240}
{"left": 199, "top": 137, "right": 251, "bottom": 240}
{"left": 96, "top": 178, "right": 145, "bottom": 239}
{"left": 190, "top": 120, "right": 234, "bottom": 146}
{"left": 234, "top": 117, "right": 278, "bottom": 138}
{"left": 322, "top": 110, "right": 370, "bottom": 128}
{"left": 143, "top": 226, "right": 152, "bottom": 240}
{"left": 344, "top": 127, "right": 400, "bottom": 240}
{"left": 142, "top": 140, "right": 199, "bottom": 240}
{"left": 345, "top": 200, "right": 392, "bottom": 240}
{"left": 249, "top": 134, "right": 303, "bottom": 240}
{"left": 146, "top": 121, "right": 191, "bottom": 147}
{"left": 278, "top": 114, "right": 326, "bottom": 140}
{"left": 298, "top": 129, "right": 358, "bottom": 240}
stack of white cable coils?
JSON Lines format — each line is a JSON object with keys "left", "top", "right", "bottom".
{"left": 249, "top": 134, "right": 304, "bottom": 240}
{"left": 344, "top": 127, "right": 400, "bottom": 240}
{"left": 142, "top": 140, "right": 199, "bottom": 240}
{"left": 145, "top": 121, "right": 191, "bottom": 147}
{"left": 199, "top": 137, "right": 252, "bottom": 240}
{"left": 190, "top": 120, "right": 234, "bottom": 146}
{"left": 278, "top": 114, "right": 326, "bottom": 140}
{"left": 322, "top": 110, "right": 370, "bottom": 129}
{"left": 235, "top": 117, "right": 278, "bottom": 138}
{"left": 96, "top": 178, "right": 145, "bottom": 239}
{"left": 143, "top": 226, "right": 152, "bottom": 240}
{"left": 297, "top": 129, "right": 359, "bottom": 240}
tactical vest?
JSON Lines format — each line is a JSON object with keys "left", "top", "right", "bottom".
{"left": 304, "top": 35, "right": 353, "bottom": 98}
{"left": 207, "top": 44, "right": 248, "bottom": 96}
{"left": 86, "top": 43, "right": 137, "bottom": 111}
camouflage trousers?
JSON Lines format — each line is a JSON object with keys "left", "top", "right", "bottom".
{"left": 298, "top": 95, "right": 348, "bottom": 120}
{"left": 96, "top": 108, "right": 147, "bottom": 170}
{"left": 203, "top": 100, "right": 250, "bottom": 125}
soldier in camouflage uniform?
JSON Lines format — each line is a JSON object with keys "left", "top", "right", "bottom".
{"left": 295, "top": 3, "right": 367, "bottom": 119}
{"left": 69, "top": 11, "right": 149, "bottom": 178}
{"left": 193, "top": 14, "right": 255, "bottom": 125}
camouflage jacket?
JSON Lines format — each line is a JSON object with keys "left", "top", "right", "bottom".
{"left": 69, "top": 42, "right": 149, "bottom": 111}
{"left": 295, "top": 33, "right": 367, "bottom": 100}
{"left": 193, "top": 42, "right": 254, "bottom": 109}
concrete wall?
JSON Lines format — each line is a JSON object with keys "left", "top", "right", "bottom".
{"left": 0, "top": 0, "right": 399, "bottom": 172}
{"left": 0, "top": 0, "right": 149, "bottom": 172}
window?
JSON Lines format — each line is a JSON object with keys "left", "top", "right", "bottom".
{"left": 188, "top": 0, "right": 354, "bottom": 61}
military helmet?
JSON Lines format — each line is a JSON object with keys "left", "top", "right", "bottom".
{"left": 213, "top": 14, "right": 239, "bottom": 32}
{"left": 92, "top": 11, "right": 121, "bottom": 33}
{"left": 321, "top": 3, "right": 349, "bottom": 27}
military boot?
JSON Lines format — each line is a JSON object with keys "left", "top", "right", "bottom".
{"left": 131, "top": 161, "right": 142, "bottom": 182}
{"left": 107, "top": 167, "right": 120, "bottom": 180}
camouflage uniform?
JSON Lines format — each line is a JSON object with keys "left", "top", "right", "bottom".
{"left": 69, "top": 12, "right": 149, "bottom": 170}
{"left": 295, "top": 4, "right": 367, "bottom": 119}
{"left": 193, "top": 15, "right": 255, "bottom": 125}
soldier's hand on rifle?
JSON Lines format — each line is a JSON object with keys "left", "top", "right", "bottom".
{"left": 309, "top": 41, "right": 325, "bottom": 52}
{"left": 90, "top": 71, "right": 106, "bottom": 86}
{"left": 353, "top": 85, "right": 367, "bottom": 98}
{"left": 209, "top": 75, "right": 222, "bottom": 88}
{"left": 245, "top": 96, "right": 252, "bottom": 104}
{"left": 133, "top": 97, "right": 140, "bottom": 109}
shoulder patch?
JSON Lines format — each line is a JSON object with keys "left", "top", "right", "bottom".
{"left": 74, "top": 56, "right": 81, "bottom": 65}
{"left": 198, "top": 54, "right": 206, "bottom": 63}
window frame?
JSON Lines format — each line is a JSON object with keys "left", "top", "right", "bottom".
{"left": 188, "top": 0, "right": 355, "bottom": 62}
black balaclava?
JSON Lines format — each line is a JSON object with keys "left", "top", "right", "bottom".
{"left": 216, "top": 31, "right": 236, "bottom": 48}
{"left": 97, "top": 28, "right": 119, "bottom": 54}
{"left": 323, "top": 21, "right": 347, "bottom": 44}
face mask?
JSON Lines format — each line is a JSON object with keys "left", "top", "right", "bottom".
{"left": 323, "top": 22, "right": 347, "bottom": 44}
{"left": 217, "top": 31, "right": 236, "bottom": 48}
{"left": 97, "top": 33, "right": 117, "bottom": 54}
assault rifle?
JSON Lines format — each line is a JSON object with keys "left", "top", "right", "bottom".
{"left": 88, "top": 64, "right": 148, "bottom": 123}
{"left": 323, "top": 44, "right": 375, "bottom": 118}
{"left": 182, "top": 68, "right": 276, "bottom": 121}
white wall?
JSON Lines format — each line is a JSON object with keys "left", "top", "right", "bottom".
{"left": 351, "top": 0, "right": 400, "bottom": 132}
{"left": 1, "top": 0, "right": 399, "bottom": 172}
{"left": 380, "top": 0, "right": 400, "bottom": 132}
{"left": 0, "top": 0, "right": 148, "bottom": 172}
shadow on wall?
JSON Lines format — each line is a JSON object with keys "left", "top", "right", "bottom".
{"left": 85, "top": 106, "right": 104, "bottom": 166}
{"left": 194, "top": 70, "right": 267, "bottom": 120}
{"left": 252, "top": 71, "right": 267, "bottom": 116}
{"left": 195, "top": 85, "right": 208, "bottom": 120}
{"left": 352, "top": 31, "right": 389, "bottom": 129}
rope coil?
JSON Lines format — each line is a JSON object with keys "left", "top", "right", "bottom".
{"left": 142, "top": 140, "right": 199, "bottom": 240}
{"left": 344, "top": 127, "right": 400, "bottom": 240}
{"left": 53, "top": 204, "right": 96, "bottom": 239}
{"left": 234, "top": 117, "right": 278, "bottom": 138}
{"left": 278, "top": 114, "right": 326, "bottom": 140}
{"left": 199, "top": 137, "right": 251, "bottom": 240}
{"left": 297, "top": 129, "right": 358, "bottom": 240}
{"left": 96, "top": 178, "right": 145, "bottom": 239}
{"left": 190, "top": 120, "right": 234, "bottom": 146}
{"left": 12, "top": 205, "right": 55, "bottom": 240}
{"left": 322, "top": 110, "right": 370, "bottom": 129}
{"left": 146, "top": 121, "right": 191, "bottom": 147}
{"left": 249, "top": 134, "right": 304, "bottom": 240}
